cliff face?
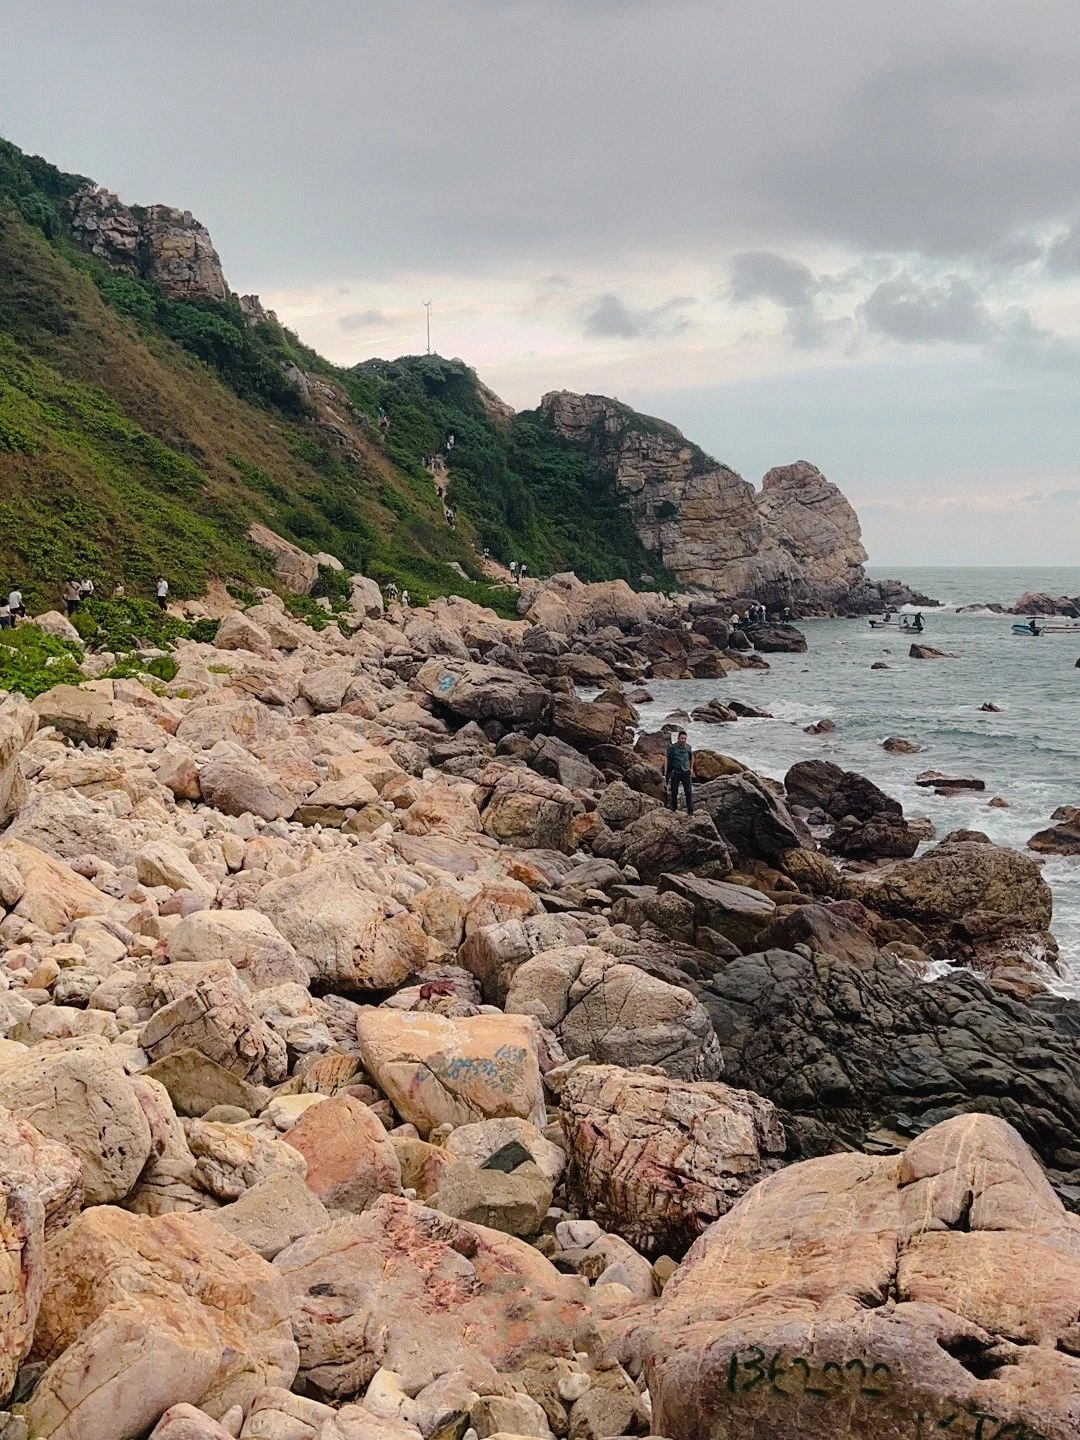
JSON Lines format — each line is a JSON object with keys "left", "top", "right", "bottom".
{"left": 70, "top": 183, "right": 227, "bottom": 300}
{"left": 539, "top": 392, "right": 871, "bottom": 610}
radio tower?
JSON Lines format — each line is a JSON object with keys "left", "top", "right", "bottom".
{"left": 424, "top": 301, "right": 432, "bottom": 356}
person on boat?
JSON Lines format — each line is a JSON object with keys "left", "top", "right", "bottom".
{"left": 881, "top": 611, "right": 892, "bottom": 623}
{"left": 912, "top": 613, "right": 924, "bottom": 633}
{"left": 1029, "top": 616, "right": 1039, "bottom": 635}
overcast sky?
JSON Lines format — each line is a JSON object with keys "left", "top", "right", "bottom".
{"left": 5, "top": 0, "right": 1080, "bottom": 563}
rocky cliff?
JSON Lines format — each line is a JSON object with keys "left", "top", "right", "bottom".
{"left": 70, "top": 182, "right": 227, "bottom": 300}
{"left": 539, "top": 392, "right": 898, "bottom": 612}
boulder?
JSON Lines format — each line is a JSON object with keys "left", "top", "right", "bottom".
{"left": 505, "top": 945, "right": 722, "bottom": 1080}
{"left": 0, "top": 695, "right": 34, "bottom": 828}
{"left": 0, "top": 838, "right": 116, "bottom": 932}
{"left": 214, "top": 611, "right": 274, "bottom": 656}
{"left": 1029, "top": 809, "right": 1080, "bottom": 855}
{"left": 175, "top": 699, "right": 290, "bottom": 751}
{"left": 558, "top": 1064, "right": 785, "bottom": 1258}
{"left": 457, "top": 914, "right": 590, "bottom": 1005}
{"left": 910, "top": 643, "right": 957, "bottom": 658}
{"left": 247, "top": 523, "right": 320, "bottom": 593}
{"left": 635, "top": 1115, "right": 1080, "bottom": 1440}
{"left": 432, "top": 1160, "right": 553, "bottom": 1237}
{"left": 915, "top": 770, "right": 986, "bottom": 792}
{"left": 148, "top": 1405, "right": 239, "bottom": 1440}
{"left": 143, "top": 1049, "right": 269, "bottom": 1119}
{"left": 208, "top": 1172, "right": 330, "bottom": 1261}
{"left": 350, "top": 574, "right": 384, "bottom": 618}
{"left": 167, "top": 910, "right": 308, "bottom": 992}
{"left": 0, "top": 1102, "right": 83, "bottom": 1237}
{"left": 550, "top": 697, "right": 627, "bottom": 751}
{"left": 136, "top": 840, "right": 215, "bottom": 900}
{"left": 784, "top": 759, "right": 902, "bottom": 820}
{"left": 274, "top": 1193, "right": 597, "bottom": 1398}
{"left": 657, "top": 874, "right": 775, "bottom": 951}
{"left": 141, "top": 970, "right": 289, "bottom": 1086}
{"left": 0, "top": 1040, "right": 152, "bottom": 1205}
{"left": 593, "top": 809, "right": 732, "bottom": 884}
{"left": 282, "top": 1094, "right": 401, "bottom": 1212}
{"left": 694, "top": 773, "right": 805, "bottom": 860}
{"left": 27, "top": 1207, "right": 298, "bottom": 1440}
{"left": 355, "top": 1009, "right": 546, "bottom": 1138}
{"left": 481, "top": 769, "right": 577, "bottom": 852}
{"left": 747, "top": 622, "right": 806, "bottom": 653}
{"left": 416, "top": 659, "right": 551, "bottom": 728}
{"left": 32, "top": 684, "right": 117, "bottom": 747}
{"left": 822, "top": 812, "right": 922, "bottom": 860}
{"left": 258, "top": 856, "right": 430, "bottom": 991}
{"left": 840, "top": 839, "right": 1052, "bottom": 947}
{"left": 442, "top": 1117, "right": 566, "bottom": 1185}
{"left": 199, "top": 757, "right": 298, "bottom": 823}
{"left": 704, "top": 944, "right": 1080, "bottom": 1172}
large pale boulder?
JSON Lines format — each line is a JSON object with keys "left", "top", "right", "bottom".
{"left": 631, "top": 1115, "right": 1080, "bottom": 1440}
{"left": 136, "top": 840, "right": 216, "bottom": 899}
{"left": 32, "top": 684, "right": 117, "bottom": 747}
{"left": 167, "top": 910, "right": 308, "bottom": 991}
{"left": 0, "top": 1040, "right": 152, "bottom": 1205}
{"left": 0, "top": 1103, "right": 83, "bottom": 1236}
{"left": 247, "top": 523, "right": 320, "bottom": 593}
{"left": 355, "top": 1009, "right": 547, "bottom": 1138}
{"left": 416, "top": 659, "right": 552, "bottom": 728}
{"left": 27, "top": 1207, "right": 298, "bottom": 1440}
{"left": 0, "top": 693, "right": 34, "bottom": 827}
{"left": 174, "top": 699, "right": 290, "bottom": 751}
{"left": 481, "top": 769, "right": 576, "bottom": 852}
{"left": 258, "top": 856, "right": 430, "bottom": 991}
{"left": 207, "top": 1171, "right": 330, "bottom": 1261}
{"left": 283, "top": 1094, "right": 401, "bottom": 1212}
{"left": 214, "top": 610, "right": 273, "bottom": 656}
{"left": 557, "top": 1063, "right": 785, "bottom": 1258}
{"left": 183, "top": 1120, "right": 307, "bottom": 1202}
{"left": 0, "top": 839, "right": 115, "bottom": 932}
{"left": 141, "top": 971, "right": 288, "bottom": 1086}
{"left": 6, "top": 789, "right": 138, "bottom": 868}
{"left": 274, "top": 1194, "right": 597, "bottom": 1398}
{"left": 505, "top": 946, "right": 722, "bottom": 1080}
{"left": 199, "top": 756, "right": 298, "bottom": 822}
{"left": 457, "top": 914, "right": 589, "bottom": 1005}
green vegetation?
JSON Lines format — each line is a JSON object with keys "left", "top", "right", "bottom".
{"left": 0, "top": 135, "right": 675, "bottom": 621}
{"left": 0, "top": 624, "right": 83, "bottom": 698}
{"left": 102, "top": 652, "right": 179, "bottom": 683}
{"left": 70, "top": 597, "right": 194, "bottom": 652}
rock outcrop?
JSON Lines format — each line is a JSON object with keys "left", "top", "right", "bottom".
{"left": 538, "top": 391, "right": 920, "bottom": 612}
{"left": 69, "top": 184, "right": 227, "bottom": 300}
{"left": 627, "top": 1114, "right": 1080, "bottom": 1440}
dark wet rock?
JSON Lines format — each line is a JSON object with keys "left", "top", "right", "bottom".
{"left": 915, "top": 771, "right": 985, "bottom": 792}
{"left": 591, "top": 808, "right": 733, "bottom": 883}
{"left": 690, "top": 699, "right": 737, "bottom": 724}
{"left": 822, "top": 812, "right": 922, "bottom": 860}
{"left": 882, "top": 736, "right": 919, "bottom": 753}
{"left": 694, "top": 773, "right": 807, "bottom": 862}
{"left": 753, "top": 903, "right": 881, "bottom": 964}
{"left": 658, "top": 874, "right": 776, "bottom": 952}
{"left": 785, "top": 760, "right": 902, "bottom": 822}
{"left": 747, "top": 623, "right": 807, "bottom": 653}
{"left": 909, "top": 643, "right": 957, "bottom": 658}
{"left": 704, "top": 944, "right": 1080, "bottom": 1175}
{"left": 726, "top": 700, "right": 772, "bottom": 718}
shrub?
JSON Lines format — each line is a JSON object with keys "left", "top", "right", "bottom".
{"left": 0, "top": 625, "right": 84, "bottom": 698}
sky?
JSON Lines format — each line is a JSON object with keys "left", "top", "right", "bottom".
{"left": 4, "top": 0, "right": 1080, "bottom": 564}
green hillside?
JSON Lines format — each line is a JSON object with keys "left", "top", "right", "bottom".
{"left": 0, "top": 137, "right": 669, "bottom": 615}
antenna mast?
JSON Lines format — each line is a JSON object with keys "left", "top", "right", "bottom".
{"left": 424, "top": 300, "right": 432, "bottom": 356}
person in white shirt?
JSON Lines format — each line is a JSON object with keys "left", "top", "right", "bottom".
{"left": 156, "top": 577, "right": 169, "bottom": 611}
{"left": 400, "top": 589, "right": 410, "bottom": 609}
{"left": 0, "top": 599, "right": 11, "bottom": 631}
{"left": 7, "top": 588, "right": 23, "bottom": 619}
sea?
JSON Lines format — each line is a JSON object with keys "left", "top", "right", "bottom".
{"left": 631, "top": 566, "right": 1080, "bottom": 993}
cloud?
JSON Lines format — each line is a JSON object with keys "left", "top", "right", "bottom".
{"left": 862, "top": 273, "right": 994, "bottom": 343}
{"left": 583, "top": 292, "right": 694, "bottom": 340}
{"left": 1045, "top": 225, "right": 1080, "bottom": 276}
{"left": 728, "top": 252, "right": 815, "bottom": 308}
{"left": 337, "top": 309, "right": 391, "bottom": 331}
{"left": 998, "top": 310, "right": 1080, "bottom": 371}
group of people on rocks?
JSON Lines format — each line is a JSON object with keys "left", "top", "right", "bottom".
{"left": 2, "top": 575, "right": 172, "bottom": 627}
{"left": 508, "top": 561, "right": 529, "bottom": 585}
{"left": 383, "top": 580, "right": 409, "bottom": 609}
{"left": 731, "top": 602, "right": 791, "bottom": 627}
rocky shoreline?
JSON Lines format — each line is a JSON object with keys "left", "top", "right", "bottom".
{"left": 0, "top": 571, "right": 1077, "bottom": 1440}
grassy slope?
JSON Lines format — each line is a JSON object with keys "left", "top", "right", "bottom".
{"left": 0, "top": 137, "right": 672, "bottom": 615}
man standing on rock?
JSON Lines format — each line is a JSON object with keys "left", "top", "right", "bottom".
{"left": 665, "top": 729, "right": 695, "bottom": 815}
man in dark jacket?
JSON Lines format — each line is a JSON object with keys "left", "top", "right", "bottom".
{"left": 665, "top": 729, "right": 694, "bottom": 814}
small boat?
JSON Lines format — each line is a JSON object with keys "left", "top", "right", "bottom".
{"left": 1012, "top": 623, "right": 1042, "bottom": 635}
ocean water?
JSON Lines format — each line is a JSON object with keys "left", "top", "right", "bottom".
{"left": 633, "top": 567, "right": 1080, "bottom": 992}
